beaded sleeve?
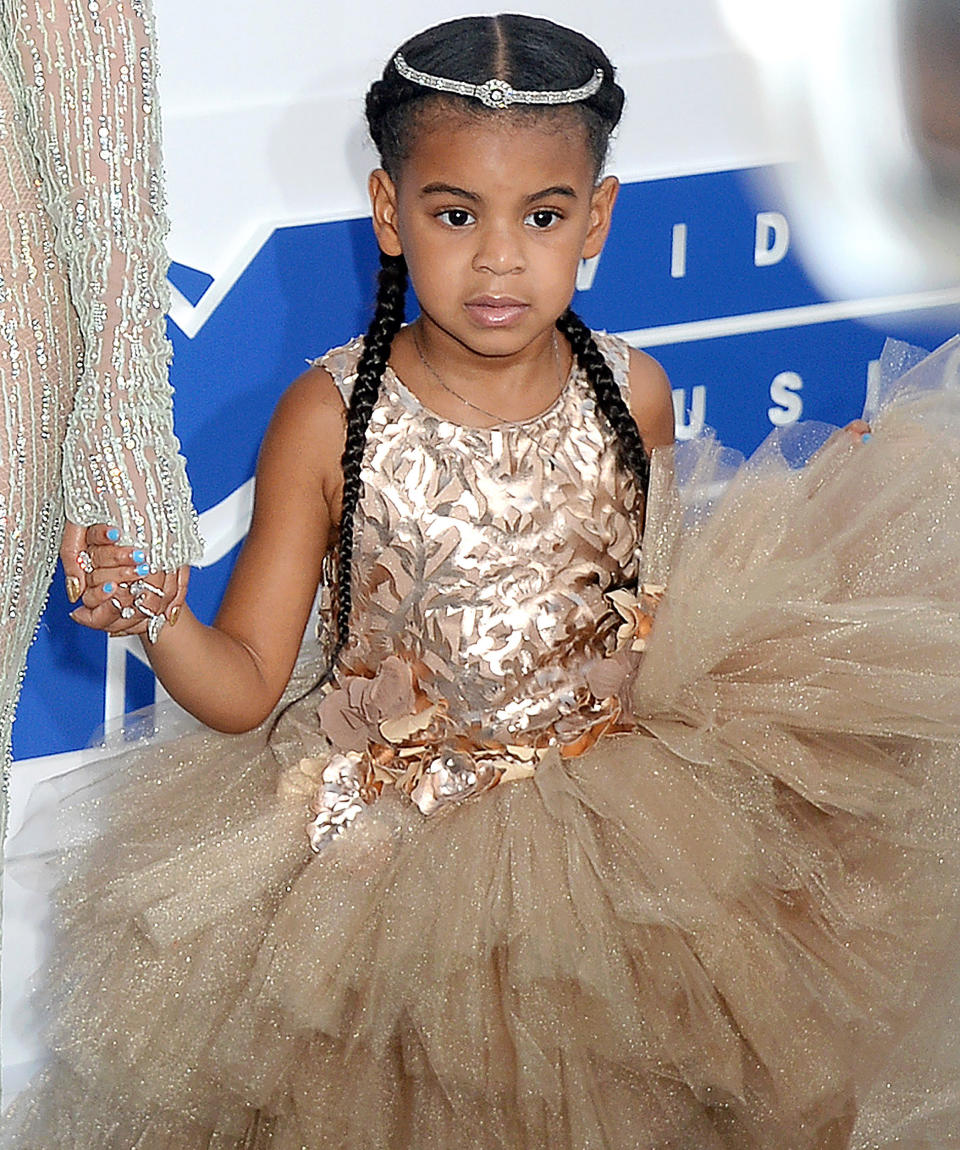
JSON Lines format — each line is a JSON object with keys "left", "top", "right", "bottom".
{"left": 6, "top": 0, "right": 202, "bottom": 566}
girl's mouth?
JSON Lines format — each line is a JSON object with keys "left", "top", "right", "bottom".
{"left": 464, "top": 296, "right": 530, "bottom": 327}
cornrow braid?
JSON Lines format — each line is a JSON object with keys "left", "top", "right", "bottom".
{"left": 556, "top": 308, "right": 650, "bottom": 499}
{"left": 332, "top": 252, "right": 408, "bottom": 663}
{"left": 367, "top": 15, "right": 625, "bottom": 180}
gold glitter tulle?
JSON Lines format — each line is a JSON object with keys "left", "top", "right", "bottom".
{"left": 6, "top": 335, "right": 960, "bottom": 1148}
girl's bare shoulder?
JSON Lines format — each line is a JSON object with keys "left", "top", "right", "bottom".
{"left": 627, "top": 347, "right": 675, "bottom": 450}
{"left": 264, "top": 364, "right": 346, "bottom": 459}
{"left": 255, "top": 364, "right": 348, "bottom": 517}
{"left": 272, "top": 363, "right": 346, "bottom": 434}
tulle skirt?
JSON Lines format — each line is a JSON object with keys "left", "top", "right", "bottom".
{"left": 6, "top": 337, "right": 960, "bottom": 1149}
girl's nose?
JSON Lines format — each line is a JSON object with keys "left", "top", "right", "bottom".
{"left": 472, "top": 224, "right": 524, "bottom": 275}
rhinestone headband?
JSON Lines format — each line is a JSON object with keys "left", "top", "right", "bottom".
{"left": 393, "top": 53, "right": 604, "bottom": 110}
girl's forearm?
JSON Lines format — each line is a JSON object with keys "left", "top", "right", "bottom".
{"left": 141, "top": 609, "right": 282, "bottom": 733}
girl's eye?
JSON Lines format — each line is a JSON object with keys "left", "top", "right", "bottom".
{"left": 437, "top": 208, "right": 475, "bottom": 227}
{"left": 525, "top": 208, "right": 562, "bottom": 229}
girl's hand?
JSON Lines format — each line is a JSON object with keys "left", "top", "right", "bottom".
{"left": 69, "top": 524, "right": 190, "bottom": 641}
{"left": 844, "top": 418, "right": 872, "bottom": 441}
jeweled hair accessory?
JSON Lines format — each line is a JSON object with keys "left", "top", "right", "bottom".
{"left": 393, "top": 53, "right": 604, "bottom": 110}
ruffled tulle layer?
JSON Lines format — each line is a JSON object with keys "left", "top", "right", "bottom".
{"left": 6, "top": 337, "right": 960, "bottom": 1149}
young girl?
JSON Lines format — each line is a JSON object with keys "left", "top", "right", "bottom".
{"left": 6, "top": 13, "right": 960, "bottom": 1149}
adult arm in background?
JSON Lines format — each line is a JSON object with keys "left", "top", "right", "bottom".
{"left": 7, "top": 0, "right": 202, "bottom": 616}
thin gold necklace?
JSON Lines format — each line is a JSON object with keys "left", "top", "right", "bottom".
{"left": 412, "top": 326, "right": 565, "bottom": 427}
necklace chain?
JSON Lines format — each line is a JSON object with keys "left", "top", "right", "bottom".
{"left": 411, "top": 326, "right": 564, "bottom": 427}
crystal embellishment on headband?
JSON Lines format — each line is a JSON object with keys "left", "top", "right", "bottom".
{"left": 393, "top": 53, "right": 604, "bottom": 109}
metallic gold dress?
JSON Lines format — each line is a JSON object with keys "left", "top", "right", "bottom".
{"left": 0, "top": 0, "right": 202, "bottom": 816}
{"left": 5, "top": 333, "right": 960, "bottom": 1148}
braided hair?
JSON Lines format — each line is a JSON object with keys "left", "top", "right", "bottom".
{"left": 556, "top": 310, "right": 650, "bottom": 496}
{"left": 366, "top": 14, "right": 625, "bottom": 180}
{"left": 333, "top": 15, "right": 641, "bottom": 659}
{"left": 332, "top": 252, "right": 407, "bottom": 663}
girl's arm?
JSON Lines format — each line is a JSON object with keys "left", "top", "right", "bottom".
{"left": 83, "top": 368, "right": 347, "bottom": 733}
{"left": 627, "top": 348, "right": 676, "bottom": 451}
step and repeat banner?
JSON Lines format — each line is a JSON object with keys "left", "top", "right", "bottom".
{"left": 4, "top": 0, "right": 959, "bottom": 1079}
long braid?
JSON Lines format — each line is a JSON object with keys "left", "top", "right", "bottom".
{"left": 556, "top": 309, "right": 650, "bottom": 500}
{"left": 332, "top": 252, "right": 408, "bottom": 663}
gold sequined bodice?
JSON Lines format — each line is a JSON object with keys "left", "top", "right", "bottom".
{"left": 319, "top": 333, "right": 643, "bottom": 750}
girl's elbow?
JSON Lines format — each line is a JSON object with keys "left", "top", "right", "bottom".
{"left": 205, "top": 714, "right": 265, "bottom": 735}
{"left": 185, "top": 691, "right": 279, "bottom": 735}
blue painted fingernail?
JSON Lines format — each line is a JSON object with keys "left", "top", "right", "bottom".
{"left": 862, "top": 432, "right": 872, "bottom": 442}
{"left": 107, "top": 528, "right": 120, "bottom": 542}
{"left": 103, "top": 582, "right": 114, "bottom": 594}
{"left": 136, "top": 563, "right": 150, "bottom": 576}
{"left": 132, "top": 550, "right": 146, "bottom": 563}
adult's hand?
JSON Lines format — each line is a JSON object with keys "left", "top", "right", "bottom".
{"left": 63, "top": 522, "right": 190, "bottom": 641}
{"left": 60, "top": 519, "right": 89, "bottom": 605}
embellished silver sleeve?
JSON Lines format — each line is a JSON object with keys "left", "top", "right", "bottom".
{"left": 7, "top": 0, "right": 202, "bottom": 567}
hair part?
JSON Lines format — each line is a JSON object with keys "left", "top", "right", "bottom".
{"left": 366, "top": 14, "right": 625, "bottom": 180}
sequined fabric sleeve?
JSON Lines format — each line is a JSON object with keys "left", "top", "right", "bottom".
{"left": 7, "top": 0, "right": 201, "bottom": 565}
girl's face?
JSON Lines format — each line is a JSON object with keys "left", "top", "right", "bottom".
{"left": 370, "top": 108, "right": 618, "bottom": 360}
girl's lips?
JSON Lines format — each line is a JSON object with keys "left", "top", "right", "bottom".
{"left": 464, "top": 297, "right": 529, "bottom": 326}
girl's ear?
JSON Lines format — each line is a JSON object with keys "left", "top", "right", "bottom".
{"left": 582, "top": 175, "right": 619, "bottom": 260}
{"left": 369, "top": 169, "right": 403, "bottom": 257}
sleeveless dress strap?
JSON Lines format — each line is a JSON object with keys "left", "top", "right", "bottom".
{"left": 316, "top": 335, "right": 364, "bottom": 407}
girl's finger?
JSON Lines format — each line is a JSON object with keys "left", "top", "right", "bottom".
{"left": 132, "top": 569, "right": 182, "bottom": 643}
{"left": 72, "top": 611, "right": 149, "bottom": 637}
{"left": 93, "top": 588, "right": 139, "bottom": 615}
{"left": 70, "top": 598, "right": 145, "bottom": 635}
{"left": 86, "top": 569, "right": 135, "bottom": 592}
{"left": 130, "top": 569, "right": 178, "bottom": 615}
{"left": 79, "top": 582, "right": 134, "bottom": 617}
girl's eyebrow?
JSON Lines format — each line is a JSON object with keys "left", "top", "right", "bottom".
{"left": 418, "top": 183, "right": 579, "bottom": 202}
{"left": 526, "top": 185, "right": 578, "bottom": 202}
{"left": 420, "top": 183, "right": 480, "bottom": 200}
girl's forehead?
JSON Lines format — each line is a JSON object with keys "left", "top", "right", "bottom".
{"left": 398, "top": 105, "right": 596, "bottom": 184}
